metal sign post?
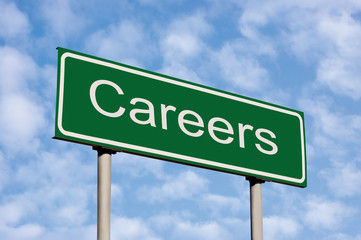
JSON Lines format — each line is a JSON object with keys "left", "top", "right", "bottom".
{"left": 247, "top": 177, "right": 265, "bottom": 240}
{"left": 95, "top": 147, "right": 115, "bottom": 240}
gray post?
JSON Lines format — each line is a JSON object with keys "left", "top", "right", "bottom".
{"left": 247, "top": 177, "right": 265, "bottom": 240}
{"left": 95, "top": 147, "right": 115, "bottom": 240}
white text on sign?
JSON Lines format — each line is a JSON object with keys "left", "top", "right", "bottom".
{"left": 90, "top": 79, "right": 278, "bottom": 155}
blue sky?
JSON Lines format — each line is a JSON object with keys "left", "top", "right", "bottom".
{"left": 1, "top": 0, "right": 361, "bottom": 239}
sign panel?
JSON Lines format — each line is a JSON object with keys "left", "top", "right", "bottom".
{"left": 55, "top": 47, "right": 307, "bottom": 187}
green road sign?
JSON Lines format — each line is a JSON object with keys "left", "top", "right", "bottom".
{"left": 55, "top": 47, "right": 307, "bottom": 187}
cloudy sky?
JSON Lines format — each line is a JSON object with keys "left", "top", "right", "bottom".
{"left": 1, "top": 0, "right": 361, "bottom": 239}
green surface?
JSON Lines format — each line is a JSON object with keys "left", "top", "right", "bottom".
{"left": 55, "top": 47, "right": 307, "bottom": 187}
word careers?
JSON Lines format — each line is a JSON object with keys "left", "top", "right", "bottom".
{"left": 90, "top": 79, "right": 278, "bottom": 156}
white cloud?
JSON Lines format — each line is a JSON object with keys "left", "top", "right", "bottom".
{"left": 15, "top": 150, "right": 95, "bottom": 187}
{"left": 164, "top": 33, "right": 203, "bottom": 58}
{"left": 86, "top": 20, "right": 151, "bottom": 66}
{"left": 239, "top": 0, "right": 361, "bottom": 40}
{"left": 239, "top": 0, "right": 361, "bottom": 99}
{"left": 0, "top": 198, "right": 38, "bottom": 238}
{"left": 0, "top": 94, "right": 45, "bottom": 153}
{"left": 4, "top": 184, "right": 91, "bottom": 227}
{"left": 161, "top": 13, "right": 212, "bottom": 61}
{"left": 299, "top": 95, "right": 361, "bottom": 195}
{"left": 39, "top": 64, "right": 57, "bottom": 103}
{"left": 0, "top": 223, "right": 44, "bottom": 240}
{"left": 264, "top": 216, "right": 300, "bottom": 240}
{"left": 158, "top": 62, "right": 204, "bottom": 84}
{"left": 317, "top": 56, "right": 361, "bottom": 100}
{"left": 2, "top": 150, "right": 96, "bottom": 228}
{"left": 0, "top": 46, "right": 37, "bottom": 94}
{"left": 111, "top": 183, "right": 123, "bottom": 200}
{"left": 0, "top": 152, "right": 9, "bottom": 193}
{"left": 316, "top": 13, "right": 361, "bottom": 100}
{"left": 316, "top": 12, "right": 361, "bottom": 57}
{"left": 217, "top": 42, "right": 269, "bottom": 92}
{"left": 41, "top": 0, "right": 85, "bottom": 40}
{"left": 159, "top": 11, "right": 273, "bottom": 91}
{"left": 299, "top": 97, "right": 361, "bottom": 143}
{"left": 0, "top": 46, "right": 49, "bottom": 153}
{"left": 0, "top": 202, "right": 26, "bottom": 226}
{"left": 150, "top": 214, "right": 232, "bottom": 240}
{"left": 324, "top": 233, "right": 361, "bottom": 240}
{"left": 113, "top": 154, "right": 166, "bottom": 180}
{"left": 0, "top": 1, "right": 30, "bottom": 39}
{"left": 304, "top": 196, "right": 353, "bottom": 230}
{"left": 138, "top": 170, "right": 208, "bottom": 202}
{"left": 40, "top": 225, "right": 96, "bottom": 240}
{"left": 322, "top": 162, "right": 361, "bottom": 197}
{"left": 16, "top": 150, "right": 89, "bottom": 188}
{"left": 56, "top": 205, "right": 89, "bottom": 226}
{"left": 171, "top": 220, "right": 231, "bottom": 240}
{"left": 158, "top": 13, "right": 212, "bottom": 83}
{"left": 111, "top": 217, "right": 161, "bottom": 240}
{"left": 201, "top": 194, "right": 244, "bottom": 216}
{"left": 0, "top": 223, "right": 97, "bottom": 240}
{"left": 283, "top": 8, "right": 361, "bottom": 63}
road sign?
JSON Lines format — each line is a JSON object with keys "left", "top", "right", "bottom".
{"left": 55, "top": 47, "right": 307, "bottom": 187}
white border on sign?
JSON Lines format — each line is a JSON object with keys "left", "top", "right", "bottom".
{"left": 58, "top": 51, "right": 306, "bottom": 185}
